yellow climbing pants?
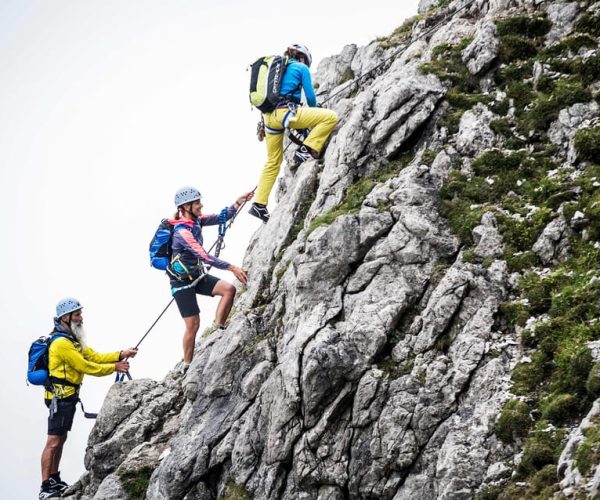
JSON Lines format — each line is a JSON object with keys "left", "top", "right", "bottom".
{"left": 255, "top": 106, "right": 338, "bottom": 206}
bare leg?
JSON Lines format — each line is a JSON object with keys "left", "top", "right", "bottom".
{"left": 212, "top": 280, "right": 236, "bottom": 326}
{"left": 41, "top": 434, "right": 66, "bottom": 481}
{"left": 182, "top": 315, "right": 200, "bottom": 363}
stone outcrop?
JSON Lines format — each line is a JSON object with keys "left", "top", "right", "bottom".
{"left": 67, "top": 1, "right": 600, "bottom": 498}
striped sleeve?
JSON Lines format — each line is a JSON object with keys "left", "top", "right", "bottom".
{"left": 199, "top": 205, "right": 236, "bottom": 226}
{"left": 176, "top": 227, "right": 231, "bottom": 270}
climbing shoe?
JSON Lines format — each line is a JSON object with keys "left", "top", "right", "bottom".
{"left": 248, "top": 202, "right": 270, "bottom": 224}
{"left": 48, "top": 472, "right": 69, "bottom": 492}
{"left": 292, "top": 145, "right": 316, "bottom": 166}
{"left": 39, "top": 480, "right": 62, "bottom": 499}
{"left": 49, "top": 475, "right": 69, "bottom": 493}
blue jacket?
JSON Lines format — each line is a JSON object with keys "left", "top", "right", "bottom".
{"left": 280, "top": 58, "right": 317, "bottom": 107}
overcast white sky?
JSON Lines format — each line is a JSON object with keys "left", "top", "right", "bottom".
{"left": 0, "top": 0, "right": 420, "bottom": 497}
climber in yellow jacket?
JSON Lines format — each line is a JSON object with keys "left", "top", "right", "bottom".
{"left": 39, "top": 297, "right": 137, "bottom": 499}
{"left": 249, "top": 44, "right": 338, "bottom": 223}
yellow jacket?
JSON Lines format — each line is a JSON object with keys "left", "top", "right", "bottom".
{"left": 44, "top": 336, "right": 120, "bottom": 399}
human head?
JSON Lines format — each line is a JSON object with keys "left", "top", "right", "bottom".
{"left": 56, "top": 297, "right": 82, "bottom": 319}
{"left": 286, "top": 44, "right": 312, "bottom": 67}
{"left": 174, "top": 186, "right": 203, "bottom": 219}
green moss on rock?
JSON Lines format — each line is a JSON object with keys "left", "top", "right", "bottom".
{"left": 496, "top": 399, "right": 532, "bottom": 443}
{"left": 118, "top": 466, "right": 154, "bottom": 500}
{"left": 541, "top": 393, "right": 579, "bottom": 425}
{"left": 574, "top": 127, "right": 600, "bottom": 163}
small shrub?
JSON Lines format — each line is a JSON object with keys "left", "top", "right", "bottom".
{"left": 586, "top": 362, "right": 600, "bottom": 397}
{"left": 575, "top": 420, "right": 600, "bottom": 475}
{"left": 118, "top": 467, "right": 154, "bottom": 500}
{"left": 541, "top": 393, "right": 579, "bottom": 425}
{"left": 517, "top": 428, "right": 565, "bottom": 477}
{"left": 496, "top": 16, "right": 552, "bottom": 38}
{"left": 498, "top": 36, "right": 539, "bottom": 63}
{"left": 223, "top": 481, "right": 252, "bottom": 500}
{"left": 495, "top": 399, "right": 532, "bottom": 443}
{"left": 511, "top": 352, "right": 549, "bottom": 395}
{"left": 490, "top": 118, "right": 512, "bottom": 138}
{"left": 574, "top": 127, "right": 600, "bottom": 163}
{"left": 499, "top": 301, "right": 530, "bottom": 327}
{"left": 574, "top": 12, "right": 600, "bottom": 37}
{"left": 530, "top": 464, "right": 557, "bottom": 494}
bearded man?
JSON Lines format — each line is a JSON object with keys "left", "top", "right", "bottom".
{"left": 39, "top": 297, "right": 137, "bottom": 499}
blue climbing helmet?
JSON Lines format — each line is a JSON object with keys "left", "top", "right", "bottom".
{"left": 288, "top": 44, "right": 312, "bottom": 67}
{"left": 174, "top": 186, "right": 202, "bottom": 207}
{"left": 56, "top": 297, "right": 82, "bottom": 318}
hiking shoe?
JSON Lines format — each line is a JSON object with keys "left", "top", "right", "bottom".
{"left": 39, "top": 482, "right": 62, "bottom": 499}
{"left": 49, "top": 477, "right": 69, "bottom": 493}
{"left": 248, "top": 203, "right": 270, "bottom": 224}
{"left": 293, "top": 145, "right": 315, "bottom": 166}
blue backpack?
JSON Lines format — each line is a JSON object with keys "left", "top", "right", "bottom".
{"left": 27, "top": 333, "right": 69, "bottom": 386}
{"left": 149, "top": 219, "right": 174, "bottom": 270}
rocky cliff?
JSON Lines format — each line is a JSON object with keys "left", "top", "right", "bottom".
{"left": 66, "top": 0, "right": 600, "bottom": 498}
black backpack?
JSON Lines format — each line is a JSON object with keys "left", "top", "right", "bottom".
{"left": 249, "top": 55, "right": 289, "bottom": 113}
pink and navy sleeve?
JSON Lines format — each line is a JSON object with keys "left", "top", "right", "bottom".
{"left": 199, "top": 205, "right": 237, "bottom": 226}
{"left": 174, "top": 228, "right": 231, "bottom": 270}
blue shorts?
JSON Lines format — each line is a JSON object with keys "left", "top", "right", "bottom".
{"left": 172, "top": 274, "right": 220, "bottom": 317}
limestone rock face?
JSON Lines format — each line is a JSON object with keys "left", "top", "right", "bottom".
{"left": 462, "top": 22, "right": 499, "bottom": 75}
{"left": 532, "top": 216, "right": 572, "bottom": 265}
{"left": 70, "top": 1, "right": 600, "bottom": 499}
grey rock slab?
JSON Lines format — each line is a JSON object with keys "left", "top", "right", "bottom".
{"left": 456, "top": 103, "right": 496, "bottom": 156}
{"left": 462, "top": 22, "right": 499, "bottom": 75}
{"left": 546, "top": 2, "right": 580, "bottom": 44}
{"left": 532, "top": 216, "right": 572, "bottom": 265}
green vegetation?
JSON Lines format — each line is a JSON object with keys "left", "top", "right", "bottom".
{"left": 376, "top": 15, "right": 424, "bottom": 48}
{"left": 575, "top": 417, "right": 600, "bottom": 475}
{"left": 495, "top": 399, "right": 532, "bottom": 443}
{"left": 223, "top": 481, "right": 252, "bottom": 500}
{"left": 574, "top": 127, "right": 600, "bottom": 164}
{"left": 432, "top": 9, "right": 600, "bottom": 493}
{"left": 495, "top": 16, "right": 551, "bottom": 63}
{"left": 118, "top": 466, "right": 154, "bottom": 500}
{"left": 378, "top": 355, "right": 414, "bottom": 380}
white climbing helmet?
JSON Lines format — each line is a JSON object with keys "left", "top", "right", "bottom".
{"left": 56, "top": 297, "right": 83, "bottom": 318}
{"left": 174, "top": 186, "right": 202, "bottom": 207}
{"left": 288, "top": 44, "right": 312, "bottom": 67}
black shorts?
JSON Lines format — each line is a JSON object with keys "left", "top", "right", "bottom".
{"left": 45, "top": 395, "right": 78, "bottom": 436}
{"left": 172, "top": 274, "right": 220, "bottom": 318}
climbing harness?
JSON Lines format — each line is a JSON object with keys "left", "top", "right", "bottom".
{"left": 317, "top": 0, "right": 478, "bottom": 106}
{"left": 116, "top": 193, "right": 254, "bottom": 382}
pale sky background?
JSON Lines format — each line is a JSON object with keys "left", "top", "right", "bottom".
{"left": 0, "top": 0, "right": 420, "bottom": 497}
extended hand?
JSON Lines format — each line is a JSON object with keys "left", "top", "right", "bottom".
{"left": 121, "top": 348, "right": 138, "bottom": 359}
{"left": 229, "top": 265, "right": 248, "bottom": 285}
{"left": 234, "top": 191, "right": 254, "bottom": 208}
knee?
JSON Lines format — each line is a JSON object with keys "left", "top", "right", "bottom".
{"left": 224, "top": 283, "right": 236, "bottom": 300}
{"left": 327, "top": 110, "right": 338, "bottom": 126}
{"left": 186, "top": 317, "right": 200, "bottom": 333}
{"left": 45, "top": 435, "right": 65, "bottom": 451}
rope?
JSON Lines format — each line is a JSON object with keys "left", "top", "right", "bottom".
{"left": 115, "top": 191, "right": 255, "bottom": 382}
{"left": 318, "top": 0, "right": 478, "bottom": 106}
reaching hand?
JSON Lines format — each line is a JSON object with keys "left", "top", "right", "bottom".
{"left": 229, "top": 265, "right": 248, "bottom": 285}
{"left": 234, "top": 191, "right": 254, "bottom": 208}
{"left": 121, "top": 348, "right": 138, "bottom": 359}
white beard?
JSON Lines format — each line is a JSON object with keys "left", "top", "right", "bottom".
{"left": 71, "top": 322, "right": 88, "bottom": 349}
